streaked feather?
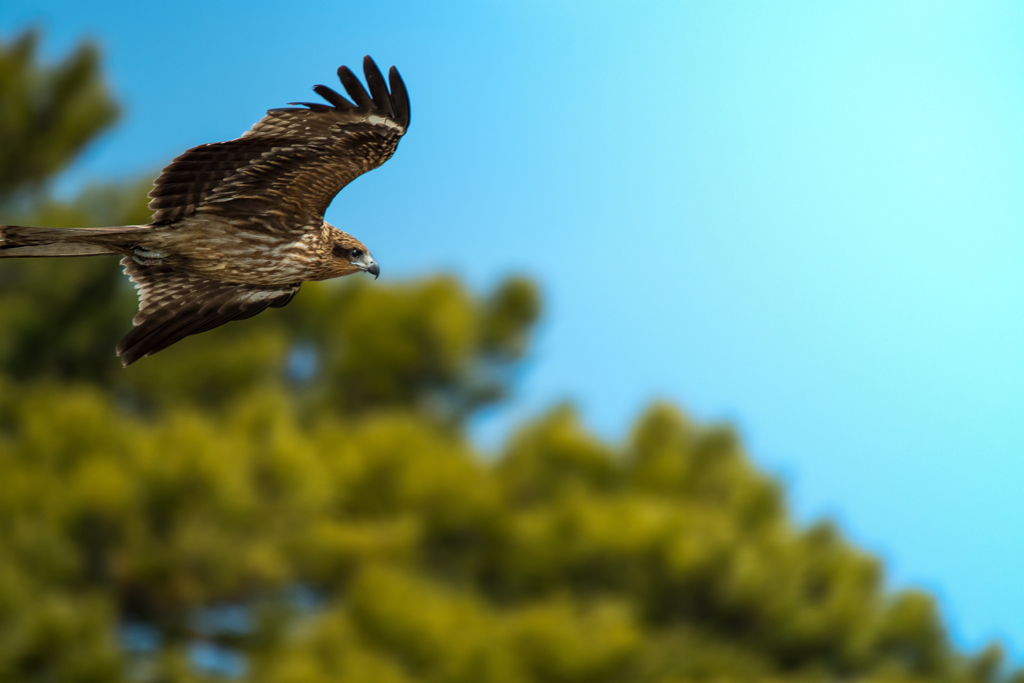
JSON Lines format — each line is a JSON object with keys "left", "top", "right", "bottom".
{"left": 117, "top": 257, "right": 299, "bottom": 366}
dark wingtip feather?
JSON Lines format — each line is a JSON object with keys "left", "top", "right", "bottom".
{"left": 117, "top": 316, "right": 170, "bottom": 366}
{"left": 388, "top": 66, "right": 411, "bottom": 129}
{"left": 362, "top": 56, "right": 391, "bottom": 114}
{"left": 312, "top": 85, "right": 355, "bottom": 111}
{"left": 117, "top": 326, "right": 147, "bottom": 366}
{"left": 118, "top": 307, "right": 235, "bottom": 366}
{"left": 337, "top": 65, "right": 373, "bottom": 110}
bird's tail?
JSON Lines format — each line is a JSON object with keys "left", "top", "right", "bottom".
{"left": 0, "top": 225, "right": 150, "bottom": 258}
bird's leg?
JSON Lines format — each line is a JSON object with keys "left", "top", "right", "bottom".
{"left": 132, "top": 246, "right": 167, "bottom": 266}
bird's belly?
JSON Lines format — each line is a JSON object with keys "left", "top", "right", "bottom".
{"left": 148, "top": 226, "right": 323, "bottom": 285}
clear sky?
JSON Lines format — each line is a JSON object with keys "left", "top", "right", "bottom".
{"left": 3, "top": 0, "right": 1023, "bottom": 661}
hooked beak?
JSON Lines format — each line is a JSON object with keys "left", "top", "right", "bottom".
{"left": 351, "top": 250, "right": 379, "bottom": 279}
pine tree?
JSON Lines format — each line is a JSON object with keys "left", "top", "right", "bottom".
{"left": 0, "top": 29, "right": 119, "bottom": 203}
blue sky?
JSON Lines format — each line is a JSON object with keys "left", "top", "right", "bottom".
{"left": 4, "top": 0, "right": 1024, "bottom": 660}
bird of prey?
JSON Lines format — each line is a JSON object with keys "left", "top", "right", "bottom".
{"left": 0, "top": 56, "right": 410, "bottom": 366}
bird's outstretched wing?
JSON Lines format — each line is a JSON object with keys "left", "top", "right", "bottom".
{"left": 147, "top": 56, "right": 411, "bottom": 233}
{"left": 116, "top": 257, "right": 299, "bottom": 366}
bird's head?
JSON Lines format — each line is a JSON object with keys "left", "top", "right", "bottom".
{"left": 325, "top": 228, "right": 379, "bottom": 280}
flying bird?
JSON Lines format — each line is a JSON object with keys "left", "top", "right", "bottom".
{"left": 0, "top": 56, "right": 410, "bottom": 366}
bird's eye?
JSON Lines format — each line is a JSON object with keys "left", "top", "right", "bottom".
{"left": 350, "top": 249, "right": 364, "bottom": 260}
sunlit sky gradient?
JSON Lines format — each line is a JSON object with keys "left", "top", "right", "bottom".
{"left": 3, "top": 0, "right": 1023, "bottom": 660}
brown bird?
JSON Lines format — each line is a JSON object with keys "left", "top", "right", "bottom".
{"left": 0, "top": 56, "right": 409, "bottom": 366}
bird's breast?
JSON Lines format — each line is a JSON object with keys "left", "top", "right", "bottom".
{"left": 145, "top": 219, "right": 328, "bottom": 285}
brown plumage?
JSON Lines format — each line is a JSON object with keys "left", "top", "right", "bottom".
{"left": 0, "top": 56, "right": 410, "bottom": 366}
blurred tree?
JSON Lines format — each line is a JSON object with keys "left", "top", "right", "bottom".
{"left": 0, "top": 388, "right": 1011, "bottom": 683}
{"left": 0, "top": 27, "right": 1016, "bottom": 683}
{"left": 0, "top": 178, "right": 152, "bottom": 382}
{"left": 0, "top": 29, "right": 119, "bottom": 203}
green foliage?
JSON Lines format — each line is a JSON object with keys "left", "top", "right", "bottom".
{"left": 0, "top": 29, "right": 119, "bottom": 203}
{"left": 0, "top": 26, "right": 1014, "bottom": 683}
{"left": 0, "top": 177, "right": 152, "bottom": 382}
{"left": 0, "top": 386, "right": 1008, "bottom": 683}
